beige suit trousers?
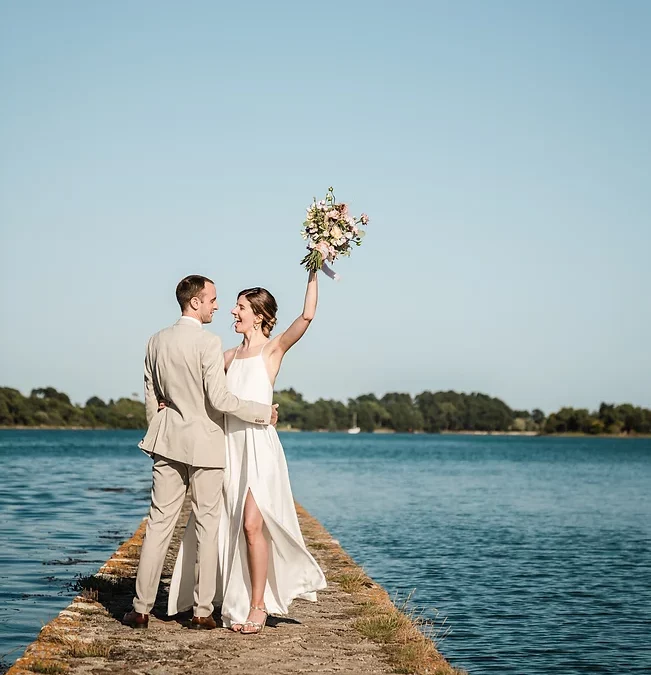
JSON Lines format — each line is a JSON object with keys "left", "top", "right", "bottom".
{"left": 133, "top": 454, "right": 223, "bottom": 617}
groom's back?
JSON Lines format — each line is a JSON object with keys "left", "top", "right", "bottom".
{"left": 149, "top": 323, "right": 206, "bottom": 411}
{"left": 139, "top": 319, "right": 226, "bottom": 467}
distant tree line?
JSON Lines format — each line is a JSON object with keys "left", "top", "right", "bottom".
{"left": 275, "top": 389, "right": 651, "bottom": 435}
{"left": 0, "top": 387, "right": 146, "bottom": 429}
{"left": 1, "top": 386, "right": 650, "bottom": 435}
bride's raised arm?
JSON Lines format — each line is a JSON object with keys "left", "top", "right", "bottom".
{"left": 273, "top": 271, "right": 318, "bottom": 356}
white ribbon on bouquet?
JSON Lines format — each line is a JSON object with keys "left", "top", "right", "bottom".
{"left": 321, "top": 262, "right": 341, "bottom": 281}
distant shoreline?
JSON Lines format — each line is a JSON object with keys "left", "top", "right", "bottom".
{"left": 0, "top": 425, "right": 116, "bottom": 431}
{"left": 1, "top": 425, "right": 650, "bottom": 439}
{"left": 441, "top": 430, "right": 651, "bottom": 439}
{"left": 3, "top": 386, "right": 650, "bottom": 437}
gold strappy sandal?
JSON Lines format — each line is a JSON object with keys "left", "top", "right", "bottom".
{"left": 240, "top": 604, "right": 268, "bottom": 635}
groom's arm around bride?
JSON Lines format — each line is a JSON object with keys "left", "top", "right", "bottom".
{"left": 139, "top": 296, "right": 277, "bottom": 469}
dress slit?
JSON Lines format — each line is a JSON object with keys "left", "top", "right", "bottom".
{"left": 167, "top": 352, "right": 326, "bottom": 625}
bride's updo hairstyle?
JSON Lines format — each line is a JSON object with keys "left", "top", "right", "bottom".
{"left": 239, "top": 287, "right": 278, "bottom": 338}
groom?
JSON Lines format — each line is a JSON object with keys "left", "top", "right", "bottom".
{"left": 123, "top": 275, "right": 278, "bottom": 630}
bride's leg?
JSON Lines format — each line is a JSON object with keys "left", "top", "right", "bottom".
{"left": 240, "top": 489, "right": 268, "bottom": 631}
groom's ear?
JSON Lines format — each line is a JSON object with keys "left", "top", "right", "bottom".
{"left": 190, "top": 296, "right": 200, "bottom": 310}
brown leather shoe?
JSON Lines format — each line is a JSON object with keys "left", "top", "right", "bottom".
{"left": 191, "top": 614, "right": 217, "bottom": 630}
{"left": 122, "top": 610, "right": 149, "bottom": 629}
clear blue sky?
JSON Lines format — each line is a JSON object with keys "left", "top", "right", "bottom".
{"left": 1, "top": 0, "right": 650, "bottom": 413}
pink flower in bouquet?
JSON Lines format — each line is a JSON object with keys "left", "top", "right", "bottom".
{"left": 360, "top": 213, "right": 369, "bottom": 225}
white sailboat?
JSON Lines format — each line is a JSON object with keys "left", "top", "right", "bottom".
{"left": 347, "top": 412, "right": 361, "bottom": 435}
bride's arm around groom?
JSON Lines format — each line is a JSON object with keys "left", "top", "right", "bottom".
{"left": 139, "top": 298, "right": 278, "bottom": 469}
{"left": 201, "top": 332, "right": 272, "bottom": 425}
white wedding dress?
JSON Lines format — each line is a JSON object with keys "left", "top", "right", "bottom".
{"left": 167, "top": 345, "right": 326, "bottom": 626}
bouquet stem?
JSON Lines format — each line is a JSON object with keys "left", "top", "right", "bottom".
{"left": 300, "top": 250, "right": 324, "bottom": 273}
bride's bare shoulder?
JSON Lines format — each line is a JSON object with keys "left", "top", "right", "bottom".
{"left": 224, "top": 347, "right": 238, "bottom": 371}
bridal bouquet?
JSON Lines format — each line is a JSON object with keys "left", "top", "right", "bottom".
{"left": 300, "top": 187, "right": 368, "bottom": 278}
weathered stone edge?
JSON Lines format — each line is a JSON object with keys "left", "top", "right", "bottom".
{"left": 6, "top": 518, "right": 148, "bottom": 674}
{"left": 8, "top": 506, "right": 463, "bottom": 675}
{"left": 295, "top": 504, "right": 466, "bottom": 675}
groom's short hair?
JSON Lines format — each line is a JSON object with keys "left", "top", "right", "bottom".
{"left": 176, "top": 275, "right": 214, "bottom": 310}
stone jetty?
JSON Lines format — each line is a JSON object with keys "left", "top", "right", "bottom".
{"left": 8, "top": 499, "right": 465, "bottom": 675}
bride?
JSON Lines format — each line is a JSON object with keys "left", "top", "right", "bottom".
{"left": 167, "top": 271, "right": 326, "bottom": 633}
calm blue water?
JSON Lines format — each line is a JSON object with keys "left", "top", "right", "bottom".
{"left": 1, "top": 431, "right": 650, "bottom": 674}
{"left": 0, "top": 431, "right": 152, "bottom": 671}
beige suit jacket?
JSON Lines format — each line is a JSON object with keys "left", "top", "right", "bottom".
{"left": 138, "top": 317, "right": 271, "bottom": 468}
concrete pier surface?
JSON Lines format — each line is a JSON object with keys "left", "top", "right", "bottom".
{"left": 8, "top": 498, "right": 465, "bottom": 675}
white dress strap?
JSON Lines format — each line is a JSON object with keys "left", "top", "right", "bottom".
{"left": 227, "top": 346, "right": 240, "bottom": 371}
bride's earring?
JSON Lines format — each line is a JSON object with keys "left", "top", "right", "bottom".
{"left": 254, "top": 322, "right": 260, "bottom": 331}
